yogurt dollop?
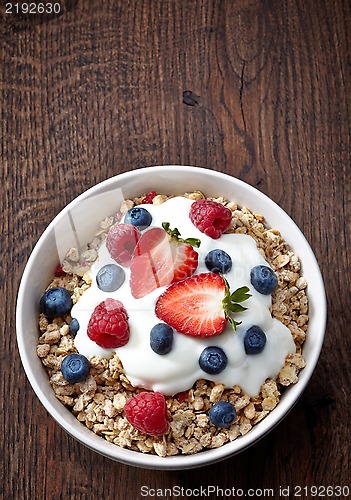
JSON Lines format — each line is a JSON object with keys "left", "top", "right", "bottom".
{"left": 72, "top": 197, "right": 295, "bottom": 396}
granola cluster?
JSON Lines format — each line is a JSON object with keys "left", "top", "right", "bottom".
{"left": 36, "top": 191, "right": 308, "bottom": 457}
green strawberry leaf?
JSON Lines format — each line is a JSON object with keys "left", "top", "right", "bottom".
{"left": 230, "top": 286, "right": 251, "bottom": 303}
{"left": 162, "top": 222, "right": 201, "bottom": 248}
{"left": 184, "top": 237, "right": 201, "bottom": 248}
{"left": 226, "top": 303, "right": 248, "bottom": 313}
{"left": 221, "top": 278, "right": 251, "bottom": 333}
{"left": 227, "top": 316, "right": 242, "bottom": 331}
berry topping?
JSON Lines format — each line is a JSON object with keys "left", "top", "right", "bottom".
{"left": 199, "top": 346, "right": 228, "bottom": 374}
{"left": 176, "top": 391, "right": 188, "bottom": 403}
{"left": 250, "top": 265, "right": 278, "bottom": 295}
{"left": 155, "top": 273, "right": 250, "bottom": 337}
{"left": 130, "top": 226, "right": 199, "bottom": 299}
{"left": 69, "top": 318, "right": 80, "bottom": 336}
{"left": 141, "top": 191, "right": 157, "bottom": 204}
{"left": 124, "top": 392, "right": 168, "bottom": 436}
{"left": 244, "top": 325, "right": 267, "bottom": 354}
{"left": 55, "top": 264, "right": 65, "bottom": 277}
{"left": 150, "top": 323, "right": 174, "bottom": 355}
{"left": 96, "top": 264, "right": 125, "bottom": 292}
{"left": 61, "top": 354, "right": 90, "bottom": 383}
{"left": 189, "top": 199, "right": 232, "bottom": 239}
{"left": 124, "top": 207, "right": 152, "bottom": 230}
{"left": 156, "top": 273, "right": 226, "bottom": 337}
{"left": 209, "top": 401, "right": 237, "bottom": 428}
{"left": 205, "top": 249, "right": 232, "bottom": 274}
{"left": 106, "top": 223, "right": 140, "bottom": 266}
{"left": 130, "top": 227, "right": 172, "bottom": 298}
{"left": 87, "top": 298, "right": 130, "bottom": 348}
{"left": 39, "top": 287, "right": 73, "bottom": 318}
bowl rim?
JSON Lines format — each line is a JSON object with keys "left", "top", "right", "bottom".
{"left": 16, "top": 165, "right": 327, "bottom": 469}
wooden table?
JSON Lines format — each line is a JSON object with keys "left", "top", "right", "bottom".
{"left": 2, "top": 1, "right": 350, "bottom": 498}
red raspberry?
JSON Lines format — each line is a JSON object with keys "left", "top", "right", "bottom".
{"left": 141, "top": 191, "right": 157, "bottom": 204}
{"left": 87, "top": 298, "right": 130, "bottom": 348}
{"left": 189, "top": 199, "right": 232, "bottom": 239}
{"left": 124, "top": 392, "right": 168, "bottom": 436}
{"left": 106, "top": 223, "right": 140, "bottom": 266}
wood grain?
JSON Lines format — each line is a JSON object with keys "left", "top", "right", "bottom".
{"left": 1, "top": 0, "right": 350, "bottom": 498}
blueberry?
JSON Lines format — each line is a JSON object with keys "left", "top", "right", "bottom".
{"left": 150, "top": 323, "right": 173, "bottom": 355}
{"left": 96, "top": 264, "right": 125, "bottom": 292}
{"left": 125, "top": 207, "right": 152, "bottom": 230}
{"left": 39, "top": 287, "right": 73, "bottom": 318}
{"left": 69, "top": 318, "right": 80, "bottom": 336}
{"left": 61, "top": 353, "right": 90, "bottom": 383}
{"left": 244, "top": 325, "right": 267, "bottom": 354}
{"left": 199, "top": 346, "right": 228, "bottom": 374}
{"left": 205, "top": 249, "right": 232, "bottom": 274}
{"left": 209, "top": 401, "right": 237, "bottom": 428}
{"left": 250, "top": 265, "right": 278, "bottom": 295}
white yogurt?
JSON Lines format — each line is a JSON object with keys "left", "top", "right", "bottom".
{"left": 73, "top": 197, "right": 295, "bottom": 396}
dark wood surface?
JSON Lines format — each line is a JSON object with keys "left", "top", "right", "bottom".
{"left": 1, "top": 0, "right": 350, "bottom": 498}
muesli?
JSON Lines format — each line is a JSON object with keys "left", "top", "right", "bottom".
{"left": 37, "top": 191, "right": 308, "bottom": 457}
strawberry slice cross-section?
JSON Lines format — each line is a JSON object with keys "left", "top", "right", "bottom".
{"left": 155, "top": 273, "right": 251, "bottom": 337}
{"left": 130, "top": 225, "right": 199, "bottom": 299}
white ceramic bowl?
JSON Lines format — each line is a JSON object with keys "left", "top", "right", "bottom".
{"left": 16, "top": 166, "right": 326, "bottom": 470}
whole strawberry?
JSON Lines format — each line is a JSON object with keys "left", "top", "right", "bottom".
{"left": 87, "top": 298, "right": 130, "bottom": 348}
{"left": 124, "top": 392, "right": 168, "bottom": 436}
{"left": 189, "top": 199, "right": 232, "bottom": 239}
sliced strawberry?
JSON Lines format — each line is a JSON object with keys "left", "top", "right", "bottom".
{"left": 155, "top": 273, "right": 227, "bottom": 337}
{"left": 130, "top": 228, "right": 173, "bottom": 299}
{"left": 132, "top": 227, "right": 168, "bottom": 258}
{"left": 155, "top": 273, "right": 251, "bottom": 337}
{"left": 172, "top": 242, "right": 198, "bottom": 282}
{"left": 130, "top": 227, "right": 199, "bottom": 299}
